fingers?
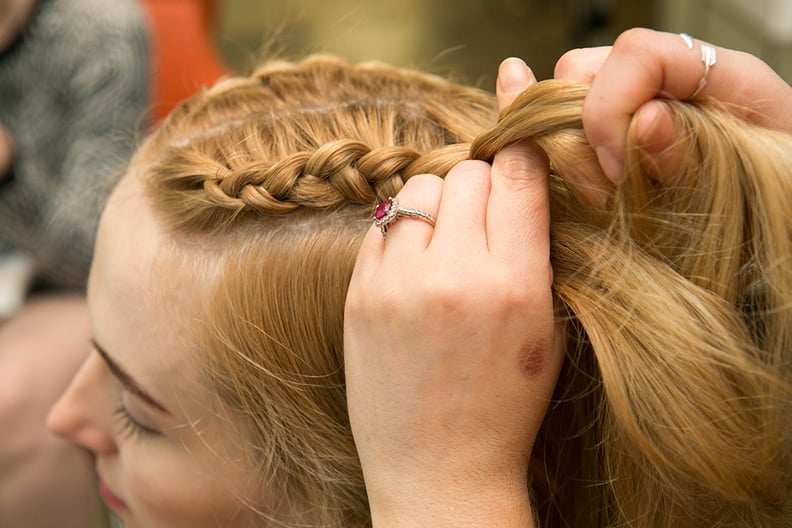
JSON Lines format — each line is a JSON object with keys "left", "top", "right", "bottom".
{"left": 381, "top": 174, "right": 444, "bottom": 254}
{"left": 494, "top": 59, "right": 553, "bottom": 265}
{"left": 579, "top": 28, "right": 792, "bottom": 183}
{"left": 496, "top": 58, "right": 536, "bottom": 113}
{"left": 352, "top": 174, "right": 443, "bottom": 285}
{"left": 486, "top": 141, "right": 550, "bottom": 268}
{"left": 553, "top": 46, "right": 612, "bottom": 83}
{"left": 356, "top": 142, "right": 551, "bottom": 290}
{"left": 431, "top": 160, "right": 491, "bottom": 253}
{"left": 357, "top": 53, "right": 550, "bottom": 282}
{"left": 631, "top": 100, "right": 685, "bottom": 182}
{"left": 429, "top": 140, "right": 551, "bottom": 268}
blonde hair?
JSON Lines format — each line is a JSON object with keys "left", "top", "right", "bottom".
{"left": 133, "top": 55, "right": 791, "bottom": 527}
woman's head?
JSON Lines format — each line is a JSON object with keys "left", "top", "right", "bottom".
{"left": 49, "top": 55, "right": 499, "bottom": 527}
{"left": 47, "top": 169, "right": 267, "bottom": 527}
{"left": 49, "top": 55, "right": 792, "bottom": 527}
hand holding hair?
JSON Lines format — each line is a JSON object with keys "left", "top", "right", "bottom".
{"left": 347, "top": 49, "right": 792, "bottom": 527}
{"left": 345, "top": 59, "right": 561, "bottom": 528}
{"left": 555, "top": 27, "right": 792, "bottom": 183}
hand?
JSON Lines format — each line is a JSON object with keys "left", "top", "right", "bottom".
{"left": 0, "top": 125, "right": 15, "bottom": 182}
{"left": 344, "top": 58, "right": 563, "bottom": 528}
{"left": 554, "top": 27, "right": 792, "bottom": 183}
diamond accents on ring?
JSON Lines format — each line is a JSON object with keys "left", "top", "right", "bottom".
{"left": 372, "top": 197, "right": 435, "bottom": 237}
{"left": 373, "top": 197, "right": 400, "bottom": 236}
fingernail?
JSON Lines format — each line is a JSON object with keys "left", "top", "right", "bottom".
{"left": 498, "top": 57, "right": 533, "bottom": 93}
{"left": 596, "top": 146, "right": 624, "bottom": 184}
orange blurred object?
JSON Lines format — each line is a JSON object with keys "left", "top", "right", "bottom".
{"left": 139, "top": 0, "right": 228, "bottom": 124}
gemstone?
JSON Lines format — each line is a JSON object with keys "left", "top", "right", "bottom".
{"left": 374, "top": 198, "right": 393, "bottom": 220}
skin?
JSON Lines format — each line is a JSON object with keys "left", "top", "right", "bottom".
{"left": 0, "top": 125, "right": 12, "bottom": 181}
{"left": 0, "top": 5, "right": 104, "bottom": 527}
{"left": 0, "top": 0, "right": 20, "bottom": 182}
{"left": 0, "top": 0, "right": 37, "bottom": 52}
{"left": 42, "top": 32, "right": 787, "bottom": 526}
{"left": 45, "top": 58, "right": 551, "bottom": 528}
{"left": 554, "top": 27, "right": 792, "bottom": 184}
{"left": 344, "top": 34, "right": 792, "bottom": 525}
{"left": 344, "top": 58, "right": 562, "bottom": 528}
{"left": 0, "top": 295, "right": 105, "bottom": 528}
{"left": 47, "top": 169, "right": 265, "bottom": 528}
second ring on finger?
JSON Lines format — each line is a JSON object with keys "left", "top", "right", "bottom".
{"left": 679, "top": 33, "right": 717, "bottom": 99}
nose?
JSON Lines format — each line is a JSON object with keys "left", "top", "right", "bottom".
{"left": 47, "top": 353, "right": 117, "bottom": 455}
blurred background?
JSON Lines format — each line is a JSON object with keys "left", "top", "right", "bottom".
{"left": 212, "top": 0, "right": 792, "bottom": 89}
{"left": 1, "top": 2, "right": 790, "bottom": 528}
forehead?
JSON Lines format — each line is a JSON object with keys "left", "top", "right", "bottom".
{"left": 89, "top": 170, "right": 213, "bottom": 410}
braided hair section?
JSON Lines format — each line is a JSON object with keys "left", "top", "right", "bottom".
{"left": 143, "top": 56, "right": 495, "bottom": 233}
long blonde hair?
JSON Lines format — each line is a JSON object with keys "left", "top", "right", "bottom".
{"left": 133, "top": 55, "right": 791, "bottom": 527}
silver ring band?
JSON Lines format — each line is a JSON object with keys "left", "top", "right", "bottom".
{"left": 373, "top": 197, "right": 435, "bottom": 237}
{"left": 680, "top": 33, "right": 717, "bottom": 99}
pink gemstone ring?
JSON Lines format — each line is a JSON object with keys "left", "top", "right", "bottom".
{"left": 373, "top": 197, "right": 435, "bottom": 237}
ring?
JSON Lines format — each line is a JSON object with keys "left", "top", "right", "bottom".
{"left": 373, "top": 197, "right": 435, "bottom": 237}
{"left": 680, "top": 33, "right": 717, "bottom": 99}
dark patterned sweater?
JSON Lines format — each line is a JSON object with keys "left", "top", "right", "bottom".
{"left": 0, "top": 0, "right": 150, "bottom": 291}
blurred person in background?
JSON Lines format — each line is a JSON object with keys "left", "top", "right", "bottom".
{"left": 0, "top": 0, "right": 149, "bottom": 526}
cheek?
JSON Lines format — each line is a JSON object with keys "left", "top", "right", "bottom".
{"left": 123, "top": 448, "right": 258, "bottom": 527}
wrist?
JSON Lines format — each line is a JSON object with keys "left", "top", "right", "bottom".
{"left": 366, "top": 472, "right": 535, "bottom": 528}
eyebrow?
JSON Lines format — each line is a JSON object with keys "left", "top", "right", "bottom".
{"left": 93, "top": 339, "right": 172, "bottom": 416}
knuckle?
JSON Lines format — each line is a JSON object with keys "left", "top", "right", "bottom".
{"left": 402, "top": 172, "right": 444, "bottom": 199}
{"left": 554, "top": 47, "right": 585, "bottom": 78}
{"left": 429, "top": 276, "right": 469, "bottom": 307}
{"left": 404, "top": 172, "right": 443, "bottom": 187}
{"left": 493, "top": 265, "right": 552, "bottom": 312}
{"left": 581, "top": 96, "right": 607, "bottom": 143}
{"left": 343, "top": 287, "right": 366, "bottom": 318}
{"left": 613, "top": 27, "right": 654, "bottom": 52}
{"left": 500, "top": 150, "right": 530, "bottom": 177}
{"left": 345, "top": 275, "right": 401, "bottom": 320}
{"left": 496, "top": 276, "right": 533, "bottom": 312}
{"left": 421, "top": 273, "right": 484, "bottom": 322}
{"left": 446, "top": 159, "right": 491, "bottom": 182}
{"left": 498, "top": 142, "right": 548, "bottom": 182}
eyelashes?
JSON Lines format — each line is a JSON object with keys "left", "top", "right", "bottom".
{"left": 113, "top": 403, "right": 161, "bottom": 440}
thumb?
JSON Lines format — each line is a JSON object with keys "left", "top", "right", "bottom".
{"left": 632, "top": 100, "right": 686, "bottom": 182}
{"left": 496, "top": 57, "right": 536, "bottom": 113}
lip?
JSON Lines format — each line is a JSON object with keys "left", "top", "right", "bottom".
{"left": 98, "top": 478, "right": 129, "bottom": 513}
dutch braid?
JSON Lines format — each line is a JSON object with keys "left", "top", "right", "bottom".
{"left": 152, "top": 139, "right": 472, "bottom": 234}
{"left": 145, "top": 56, "right": 493, "bottom": 232}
